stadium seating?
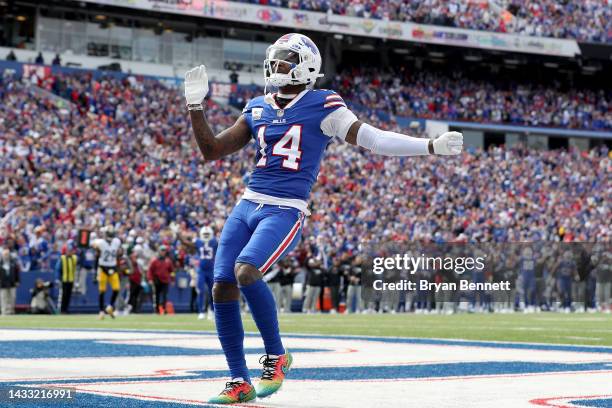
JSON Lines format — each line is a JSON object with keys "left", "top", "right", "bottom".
{"left": 236, "top": 0, "right": 612, "bottom": 43}
{"left": 0, "top": 65, "right": 609, "bottom": 313}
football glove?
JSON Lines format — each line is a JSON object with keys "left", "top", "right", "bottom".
{"left": 184, "top": 65, "right": 209, "bottom": 105}
{"left": 433, "top": 131, "right": 463, "bottom": 155}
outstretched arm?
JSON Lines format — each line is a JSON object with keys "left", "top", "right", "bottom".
{"left": 345, "top": 120, "right": 463, "bottom": 156}
{"left": 185, "top": 65, "right": 251, "bottom": 160}
{"left": 321, "top": 106, "right": 462, "bottom": 156}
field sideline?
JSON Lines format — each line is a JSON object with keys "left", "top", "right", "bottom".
{"left": 2, "top": 313, "right": 611, "bottom": 346}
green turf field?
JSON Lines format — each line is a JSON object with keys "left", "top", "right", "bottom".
{"left": 1, "top": 313, "right": 611, "bottom": 346}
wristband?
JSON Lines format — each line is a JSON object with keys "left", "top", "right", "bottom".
{"left": 187, "top": 103, "right": 204, "bottom": 111}
{"left": 428, "top": 139, "right": 434, "bottom": 155}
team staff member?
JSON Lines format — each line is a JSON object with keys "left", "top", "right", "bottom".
{"left": 0, "top": 247, "right": 20, "bottom": 315}
{"left": 55, "top": 242, "right": 78, "bottom": 314}
{"left": 92, "top": 226, "right": 123, "bottom": 319}
{"left": 147, "top": 245, "right": 175, "bottom": 315}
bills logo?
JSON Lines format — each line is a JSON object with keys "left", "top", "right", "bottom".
{"left": 300, "top": 36, "right": 318, "bottom": 55}
{"left": 294, "top": 13, "right": 309, "bottom": 25}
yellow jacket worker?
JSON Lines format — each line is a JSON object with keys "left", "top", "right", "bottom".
{"left": 55, "top": 242, "right": 78, "bottom": 314}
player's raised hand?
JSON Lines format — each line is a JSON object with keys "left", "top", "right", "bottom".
{"left": 184, "top": 65, "right": 209, "bottom": 105}
{"left": 433, "top": 131, "right": 463, "bottom": 155}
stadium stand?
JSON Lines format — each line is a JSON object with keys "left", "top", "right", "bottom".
{"left": 236, "top": 0, "right": 612, "bottom": 43}
{"left": 0, "top": 64, "right": 610, "bottom": 314}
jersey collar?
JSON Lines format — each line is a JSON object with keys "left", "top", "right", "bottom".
{"left": 264, "top": 89, "right": 309, "bottom": 110}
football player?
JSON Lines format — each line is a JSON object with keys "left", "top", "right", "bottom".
{"left": 184, "top": 33, "right": 463, "bottom": 404}
{"left": 179, "top": 226, "right": 218, "bottom": 319}
{"left": 92, "top": 226, "right": 122, "bottom": 319}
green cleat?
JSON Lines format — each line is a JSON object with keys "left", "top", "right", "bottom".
{"left": 256, "top": 351, "right": 293, "bottom": 398}
{"left": 208, "top": 380, "right": 256, "bottom": 404}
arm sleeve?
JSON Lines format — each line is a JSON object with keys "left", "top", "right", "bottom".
{"left": 320, "top": 106, "right": 359, "bottom": 141}
{"left": 356, "top": 123, "right": 430, "bottom": 156}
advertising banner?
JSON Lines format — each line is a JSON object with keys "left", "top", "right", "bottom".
{"left": 82, "top": 0, "right": 581, "bottom": 57}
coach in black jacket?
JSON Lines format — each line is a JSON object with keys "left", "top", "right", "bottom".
{"left": 0, "top": 247, "right": 21, "bottom": 315}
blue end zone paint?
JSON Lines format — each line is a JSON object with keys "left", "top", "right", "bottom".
{"left": 4, "top": 327, "right": 612, "bottom": 355}
{"left": 0, "top": 388, "right": 219, "bottom": 408}
{"left": 0, "top": 339, "right": 322, "bottom": 359}
{"left": 4, "top": 361, "right": 612, "bottom": 386}
{"left": 2, "top": 329, "right": 612, "bottom": 408}
{"left": 571, "top": 398, "right": 612, "bottom": 408}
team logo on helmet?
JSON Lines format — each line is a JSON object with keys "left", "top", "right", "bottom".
{"left": 300, "top": 36, "right": 318, "bottom": 55}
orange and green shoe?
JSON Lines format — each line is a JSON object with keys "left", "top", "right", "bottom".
{"left": 256, "top": 351, "right": 293, "bottom": 398}
{"left": 208, "top": 380, "right": 256, "bottom": 404}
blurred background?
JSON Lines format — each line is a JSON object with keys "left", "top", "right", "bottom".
{"left": 0, "top": 0, "right": 610, "bottom": 317}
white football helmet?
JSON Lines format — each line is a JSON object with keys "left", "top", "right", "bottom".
{"left": 264, "top": 33, "right": 323, "bottom": 90}
{"left": 199, "top": 226, "right": 213, "bottom": 241}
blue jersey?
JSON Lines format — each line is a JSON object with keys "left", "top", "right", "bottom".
{"left": 242, "top": 89, "right": 346, "bottom": 201}
{"left": 519, "top": 256, "right": 536, "bottom": 274}
{"left": 195, "top": 238, "right": 217, "bottom": 273}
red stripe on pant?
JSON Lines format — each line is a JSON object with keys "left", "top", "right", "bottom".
{"left": 260, "top": 217, "right": 302, "bottom": 273}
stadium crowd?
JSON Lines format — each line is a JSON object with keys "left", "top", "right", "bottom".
{"left": 228, "top": 68, "right": 612, "bottom": 131}
{"left": 332, "top": 67, "right": 612, "bottom": 131}
{"left": 0, "top": 68, "right": 610, "bottom": 315}
{"left": 238, "top": 0, "right": 612, "bottom": 43}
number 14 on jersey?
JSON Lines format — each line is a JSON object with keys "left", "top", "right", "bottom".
{"left": 256, "top": 125, "right": 303, "bottom": 171}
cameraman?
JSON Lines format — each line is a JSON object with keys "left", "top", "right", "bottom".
{"left": 30, "top": 278, "right": 56, "bottom": 314}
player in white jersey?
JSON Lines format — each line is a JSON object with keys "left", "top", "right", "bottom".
{"left": 91, "top": 226, "right": 123, "bottom": 319}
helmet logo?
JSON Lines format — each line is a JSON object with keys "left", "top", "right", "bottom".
{"left": 300, "top": 37, "right": 318, "bottom": 55}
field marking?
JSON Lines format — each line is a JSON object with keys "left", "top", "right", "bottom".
{"left": 3, "top": 327, "right": 612, "bottom": 352}
{"left": 67, "top": 385, "right": 267, "bottom": 408}
{"left": 25, "top": 369, "right": 612, "bottom": 388}
{"left": 530, "top": 394, "right": 612, "bottom": 407}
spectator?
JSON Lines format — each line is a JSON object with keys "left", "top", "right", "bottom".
{"left": 264, "top": 263, "right": 283, "bottom": 313}
{"left": 0, "top": 247, "right": 20, "bottom": 315}
{"left": 52, "top": 53, "right": 61, "bottom": 66}
{"left": 126, "top": 250, "right": 143, "bottom": 313}
{"left": 6, "top": 50, "right": 17, "bottom": 61}
{"left": 278, "top": 259, "right": 296, "bottom": 313}
{"left": 325, "top": 257, "right": 342, "bottom": 313}
{"left": 302, "top": 258, "right": 323, "bottom": 313}
{"left": 35, "top": 52, "right": 44, "bottom": 65}
{"left": 231, "top": 0, "right": 612, "bottom": 43}
{"left": 595, "top": 248, "right": 612, "bottom": 313}
{"left": 147, "top": 245, "right": 174, "bottom": 314}
{"left": 346, "top": 257, "right": 363, "bottom": 314}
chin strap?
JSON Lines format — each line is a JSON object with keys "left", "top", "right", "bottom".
{"left": 277, "top": 92, "right": 298, "bottom": 99}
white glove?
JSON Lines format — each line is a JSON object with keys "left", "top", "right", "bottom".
{"left": 184, "top": 65, "right": 209, "bottom": 105}
{"left": 433, "top": 131, "right": 463, "bottom": 155}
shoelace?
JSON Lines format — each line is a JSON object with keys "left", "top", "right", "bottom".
{"left": 259, "top": 354, "right": 279, "bottom": 381}
{"left": 221, "top": 381, "right": 243, "bottom": 394}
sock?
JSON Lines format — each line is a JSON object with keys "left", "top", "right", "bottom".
{"left": 240, "top": 279, "right": 285, "bottom": 356}
{"left": 99, "top": 293, "right": 105, "bottom": 311}
{"left": 214, "top": 301, "right": 250, "bottom": 383}
{"left": 110, "top": 290, "right": 119, "bottom": 307}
